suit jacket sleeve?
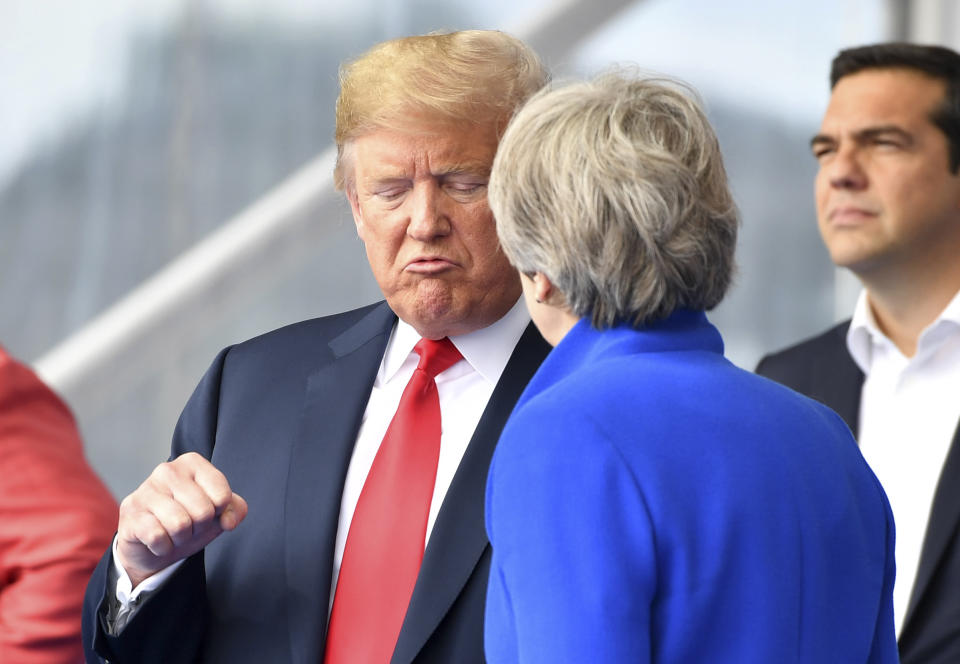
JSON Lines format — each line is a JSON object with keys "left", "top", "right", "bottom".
{"left": 83, "top": 347, "right": 231, "bottom": 664}
{"left": 0, "top": 349, "right": 118, "bottom": 664}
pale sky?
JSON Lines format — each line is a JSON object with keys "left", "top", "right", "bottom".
{"left": 2, "top": 2, "right": 168, "bottom": 179}
{"left": 575, "top": 0, "right": 891, "bottom": 125}
{"left": 0, "top": 0, "right": 890, "bottom": 184}
{"left": 0, "top": 0, "right": 549, "bottom": 181}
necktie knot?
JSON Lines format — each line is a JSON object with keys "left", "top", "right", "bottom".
{"left": 414, "top": 337, "right": 462, "bottom": 379}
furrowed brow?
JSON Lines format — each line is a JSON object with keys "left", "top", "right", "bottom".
{"left": 436, "top": 160, "right": 491, "bottom": 178}
{"left": 810, "top": 134, "right": 834, "bottom": 151}
{"left": 854, "top": 125, "right": 914, "bottom": 145}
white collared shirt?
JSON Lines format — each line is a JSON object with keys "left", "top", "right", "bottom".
{"left": 847, "top": 287, "right": 960, "bottom": 635}
{"left": 329, "top": 297, "right": 530, "bottom": 608}
{"left": 112, "top": 298, "right": 531, "bottom": 625}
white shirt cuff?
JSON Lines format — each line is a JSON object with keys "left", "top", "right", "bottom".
{"left": 111, "top": 535, "right": 185, "bottom": 628}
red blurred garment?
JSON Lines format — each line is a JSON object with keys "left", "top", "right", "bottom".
{"left": 0, "top": 346, "right": 118, "bottom": 663}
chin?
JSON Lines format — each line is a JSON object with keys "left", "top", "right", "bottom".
{"left": 388, "top": 288, "right": 461, "bottom": 336}
{"left": 829, "top": 249, "right": 886, "bottom": 276}
{"left": 825, "top": 237, "right": 878, "bottom": 267}
{"left": 415, "top": 283, "right": 459, "bottom": 316}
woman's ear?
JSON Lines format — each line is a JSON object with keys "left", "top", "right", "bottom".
{"left": 522, "top": 271, "right": 578, "bottom": 346}
{"left": 531, "top": 272, "right": 555, "bottom": 305}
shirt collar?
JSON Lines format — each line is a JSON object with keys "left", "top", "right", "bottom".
{"left": 847, "top": 286, "right": 960, "bottom": 374}
{"left": 379, "top": 297, "right": 530, "bottom": 385}
{"left": 846, "top": 289, "right": 881, "bottom": 374}
{"left": 919, "top": 287, "right": 960, "bottom": 350}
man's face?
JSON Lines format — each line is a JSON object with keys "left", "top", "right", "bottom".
{"left": 813, "top": 68, "right": 960, "bottom": 279}
{"left": 347, "top": 122, "right": 521, "bottom": 339}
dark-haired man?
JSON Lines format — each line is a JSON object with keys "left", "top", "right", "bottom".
{"left": 757, "top": 43, "right": 960, "bottom": 664}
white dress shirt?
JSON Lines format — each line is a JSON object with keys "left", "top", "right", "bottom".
{"left": 847, "top": 287, "right": 960, "bottom": 635}
{"left": 329, "top": 297, "right": 530, "bottom": 608}
{"left": 112, "top": 298, "right": 531, "bottom": 625}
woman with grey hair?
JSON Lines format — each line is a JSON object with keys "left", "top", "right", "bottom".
{"left": 483, "top": 72, "right": 898, "bottom": 663}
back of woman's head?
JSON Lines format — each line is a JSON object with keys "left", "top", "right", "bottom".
{"left": 489, "top": 71, "right": 740, "bottom": 328}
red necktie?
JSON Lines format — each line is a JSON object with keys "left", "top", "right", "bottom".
{"left": 324, "top": 337, "right": 463, "bottom": 664}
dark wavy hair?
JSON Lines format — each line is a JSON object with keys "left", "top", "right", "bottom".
{"left": 831, "top": 42, "right": 960, "bottom": 172}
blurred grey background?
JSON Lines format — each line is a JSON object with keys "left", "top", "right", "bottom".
{"left": 1, "top": 0, "right": 952, "bottom": 498}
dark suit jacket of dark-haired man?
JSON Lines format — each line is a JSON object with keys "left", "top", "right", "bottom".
{"left": 757, "top": 324, "right": 960, "bottom": 664}
{"left": 81, "top": 300, "right": 551, "bottom": 663}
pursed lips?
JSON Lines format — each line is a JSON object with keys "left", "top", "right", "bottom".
{"left": 404, "top": 256, "right": 459, "bottom": 274}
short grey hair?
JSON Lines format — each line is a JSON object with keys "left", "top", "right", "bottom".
{"left": 489, "top": 71, "right": 740, "bottom": 329}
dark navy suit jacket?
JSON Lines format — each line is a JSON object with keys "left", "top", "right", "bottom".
{"left": 82, "top": 301, "right": 550, "bottom": 663}
{"left": 758, "top": 321, "right": 960, "bottom": 664}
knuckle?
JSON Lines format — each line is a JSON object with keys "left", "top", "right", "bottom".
{"left": 116, "top": 521, "right": 135, "bottom": 542}
{"left": 201, "top": 462, "right": 227, "bottom": 483}
{"left": 137, "top": 523, "right": 169, "bottom": 551}
{"left": 140, "top": 529, "right": 162, "bottom": 548}
{"left": 146, "top": 537, "right": 172, "bottom": 557}
{"left": 194, "top": 503, "right": 217, "bottom": 522}
{"left": 119, "top": 494, "right": 137, "bottom": 515}
{"left": 210, "top": 488, "right": 232, "bottom": 508}
{"left": 151, "top": 461, "right": 178, "bottom": 484}
{"left": 119, "top": 489, "right": 152, "bottom": 519}
{"left": 180, "top": 451, "right": 207, "bottom": 469}
{"left": 165, "top": 513, "right": 194, "bottom": 538}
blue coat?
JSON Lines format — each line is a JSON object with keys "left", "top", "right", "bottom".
{"left": 485, "top": 310, "right": 899, "bottom": 663}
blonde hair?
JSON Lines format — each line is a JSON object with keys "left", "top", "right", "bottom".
{"left": 333, "top": 30, "right": 548, "bottom": 191}
{"left": 489, "top": 71, "right": 740, "bottom": 328}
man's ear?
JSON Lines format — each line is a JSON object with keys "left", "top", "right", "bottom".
{"left": 347, "top": 188, "right": 366, "bottom": 241}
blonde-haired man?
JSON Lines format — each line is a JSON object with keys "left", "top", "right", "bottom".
{"left": 82, "top": 30, "right": 550, "bottom": 664}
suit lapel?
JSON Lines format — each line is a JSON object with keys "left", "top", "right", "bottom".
{"left": 820, "top": 322, "right": 865, "bottom": 436}
{"left": 902, "top": 419, "right": 960, "bottom": 631}
{"left": 825, "top": 321, "right": 960, "bottom": 642}
{"left": 284, "top": 303, "right": 396, "bottom": 663}
{"left": 391, "top": 323, "right": 551, "bottom": 664}
{"left": 772, "top": 321, "right": 960, "bottom": 645}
